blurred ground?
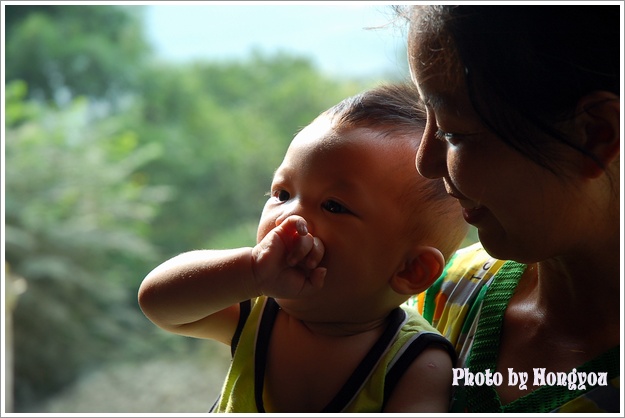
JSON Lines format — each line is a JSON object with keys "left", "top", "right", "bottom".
{"left": 34, "top": 342, "right": 231, "bottom": 413}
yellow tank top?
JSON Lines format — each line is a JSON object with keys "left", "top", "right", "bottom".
{"left": 211, "top": 296, "right": 454, "bottom": 413}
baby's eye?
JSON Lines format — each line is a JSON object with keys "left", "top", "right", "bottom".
{"left": 272, "top": 190, "right": 290, "bottom": 202}
{"left": 322, "top": 199, "right": 350, "bottom": 214}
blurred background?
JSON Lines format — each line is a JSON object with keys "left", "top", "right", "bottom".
{"left": 2, "top": 3, "right": 478, "bottom": 413}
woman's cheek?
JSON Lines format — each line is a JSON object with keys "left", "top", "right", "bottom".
{"left": 446, "top": 149, "right": 469, "bottom": 188}
{"left": 448, "top": 143, "right": 493, "bottom": 195}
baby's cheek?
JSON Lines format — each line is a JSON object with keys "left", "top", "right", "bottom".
{"left": 256, "top": 217, "right": 276, "bottom": 244}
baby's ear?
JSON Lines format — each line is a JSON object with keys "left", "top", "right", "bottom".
{"left": 391, "top": 246, "right": 445, "bottom": 295}
{"left": 576, "top": 91, "right": 620, "bottom": 179}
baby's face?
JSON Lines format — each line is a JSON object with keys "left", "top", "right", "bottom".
{"left": 257, "top": 117, "right": 425, "bottom": 323}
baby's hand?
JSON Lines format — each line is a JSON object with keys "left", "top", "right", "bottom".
{"left": 251, "top": 215, "right": 326, "bottom": 298}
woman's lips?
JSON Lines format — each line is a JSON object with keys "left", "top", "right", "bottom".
{"left": 462, "top": 205, "right": 488, "bottom": 225}
{"left": 447, "top": 190, "right": 487, "bottom": 225}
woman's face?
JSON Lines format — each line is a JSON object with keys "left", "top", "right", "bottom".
{"left": 411, "top": 53, "right": 591, "bottom": 263}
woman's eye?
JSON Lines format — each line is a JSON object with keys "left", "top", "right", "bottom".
{"left": 273, "top": 190, "right": 290, "bottom": 202}
{"left": 435, "top": 129, "right": 457, "bottom": 142}
{"left": 322, "top": 200, "right": 350, "bottom": 214}
{"left": 435, "top": 129, "right": 480, "bottom": 144}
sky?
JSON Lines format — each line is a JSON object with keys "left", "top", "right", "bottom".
{"left": 143, "top": 2, "right": 410, "bottom": 79}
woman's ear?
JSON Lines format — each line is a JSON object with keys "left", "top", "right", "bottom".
{"left": 576, "top": 91, "right": 620, "bottom": 179}
{"left": 391, "top": 246, "right": 445, "bottom": 295}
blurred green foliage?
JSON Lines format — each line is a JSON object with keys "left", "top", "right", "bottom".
{"left": 4, "top": 4, "right": 386, "bottom": 412}
{"left": 5, "top": 79, "right": 169, "bottom": 408}
{"left": 5, "top": 5, "right": 149, "bottom": 104}
{"left": 134, "top": 55, "right": 369, "bottom": 256}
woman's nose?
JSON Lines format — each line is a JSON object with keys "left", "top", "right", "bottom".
{"left": 416, "top": 117, "right": 448, "bottom": 179}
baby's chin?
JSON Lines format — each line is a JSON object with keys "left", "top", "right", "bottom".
{"left": 275, "top": 298, "right": 382, "bottom": 337}
{"left": 276, "top": 297, "right": 340, "bottom": 322}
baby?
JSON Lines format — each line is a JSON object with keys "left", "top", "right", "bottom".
{"left": 138, "top": 83, "right": 469, "bottom": 412}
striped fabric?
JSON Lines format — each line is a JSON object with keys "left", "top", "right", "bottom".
{"left": 405, "top": 242, "right": 621, "bottom": 413}
{"left": 406, "top": 242, "right": 505, "bottom": 362}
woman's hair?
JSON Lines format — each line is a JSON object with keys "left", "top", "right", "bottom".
{"left": 320, "top": 83, "right": 469, "bottom": 261}
{"left": 404, "top": 5, "right": 620, "bottom": 173}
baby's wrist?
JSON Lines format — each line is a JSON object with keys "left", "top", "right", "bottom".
{"left": 247, "top": 246, "right": 267, "bottom": 298}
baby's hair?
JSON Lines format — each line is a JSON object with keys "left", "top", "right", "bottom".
{"left": 321, "top": 82, "right": 426, "bottom": 138}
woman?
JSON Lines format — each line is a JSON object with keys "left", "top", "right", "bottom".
{"left": 402, "top": 5, "right": 620, "bottom": 413}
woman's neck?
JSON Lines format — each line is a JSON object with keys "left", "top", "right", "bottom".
{"left": 521, "top": 246, "right": 620, "bottom": 343}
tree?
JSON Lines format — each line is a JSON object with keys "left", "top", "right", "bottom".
{"left": 133, "top": 53, "right": 372, "bottom": 256}
{"left": 4, "top": 5, "right": 150, "bottom": 104}
{"left": 5, "top": 80, "right": 169, "bottom": 408}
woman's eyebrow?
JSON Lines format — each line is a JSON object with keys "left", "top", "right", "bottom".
{"left": 421, "top": 91, "right": 453, "bottom": 112}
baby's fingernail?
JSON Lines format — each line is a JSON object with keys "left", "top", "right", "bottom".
{"left": 297, "top": 219, "right": 308, "bottom": 235}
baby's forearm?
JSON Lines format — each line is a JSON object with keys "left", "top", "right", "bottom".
{"left": 138, "top": 215, "right": 325, "bottom": 340}
{"left": 138, "top": 248, "right": 260, "bottom": 330}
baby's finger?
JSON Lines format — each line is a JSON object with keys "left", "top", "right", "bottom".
{"left": 276, "top": 215, "right": 307, "bottom": 238}
{"left": 308, "top": 267, "right": 327, "bottom": 290}
{"left": 294, "top": 217, "right": 308, "bottom": 236}
{"left": 305, "top": 237, "right": 325, "bottom": 269}
{"left": 286, "top": 232, "right": 314, "bottom": 267}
